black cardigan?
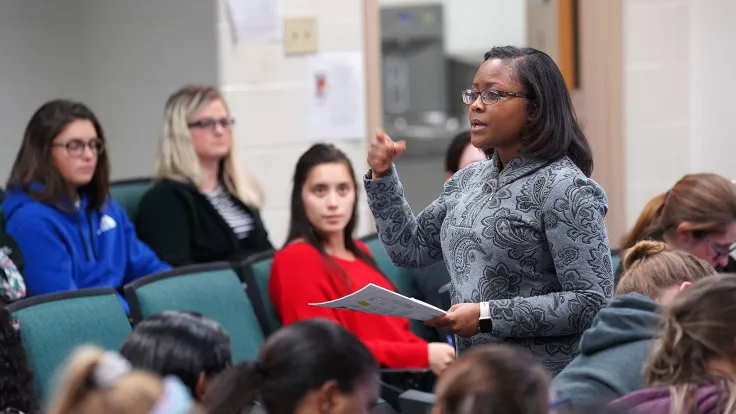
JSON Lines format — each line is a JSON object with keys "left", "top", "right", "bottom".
{"left": 135, "top": 179, "right": 273, "bottom": 267}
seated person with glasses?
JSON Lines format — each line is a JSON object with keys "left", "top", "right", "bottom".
{"left": 617, "top": 173, "right": 736, "bottom": 276}
{"left": 136, "top": 85, "right": 272, "bottom": 267}
{"left": 2, "top": 100, "right": 171, "bottom": 311}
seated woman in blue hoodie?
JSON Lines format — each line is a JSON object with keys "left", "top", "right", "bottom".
{"left": 2, "top": 99, "right": 171, "bottom": 311}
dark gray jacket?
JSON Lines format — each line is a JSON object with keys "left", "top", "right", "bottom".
{"left": 553, "top": 293, "right": 661, "bottom": 403}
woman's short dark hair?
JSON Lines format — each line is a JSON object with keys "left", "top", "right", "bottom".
{"left": 203, "top": 319, "right": 378, "bottom": 414}
{"left": 483, "top": 46, "right": 593, "bottom": 177}
{"left": 119, "top": 310, "right": 231, "bottom": 397}
{"left": 445, "top": 131, "right": 472, "bottom": 174}
{"left": 6, "top": 99, "right": 111, "bottom": 211}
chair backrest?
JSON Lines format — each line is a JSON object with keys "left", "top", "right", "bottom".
{"left": 241, "top": 251, "right": 280, "bottom": 335}
{"left": 361, "top": 234, "right": 441, "bottom": 337}
{"left": 109, "top": 178, "right": 153, "bottom": 222}
{"left": 8, "top": 288, "right": 132, "bottom": 401}
{"left": 124, "top": 262, "right": 264, "bottom": 363}
{"left": 611, "top": 249, "right": 621, "bottom": 275}
{"left": 360, "top": 234, "right": 414, "bottom": 296}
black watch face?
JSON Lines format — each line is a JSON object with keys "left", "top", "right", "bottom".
{"left": 479, "top": 318, "right": 493, "bottom": 333}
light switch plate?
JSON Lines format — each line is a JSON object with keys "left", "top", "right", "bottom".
{"left": 284, "top": 16, "right": 318, "bottom": 55}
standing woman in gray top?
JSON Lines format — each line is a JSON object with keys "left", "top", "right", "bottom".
{"left": 364, "top": 46, "right": 613, "bottom": 374}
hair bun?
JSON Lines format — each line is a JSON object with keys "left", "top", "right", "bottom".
{"left": 622, "top": 240, "right": 669, "bottom": 271}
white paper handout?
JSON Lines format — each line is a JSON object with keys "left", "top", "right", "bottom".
{"left": 309, "top": 283, "right": 446, "bottom": 321}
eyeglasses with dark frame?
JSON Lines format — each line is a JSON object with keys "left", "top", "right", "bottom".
{"left": 462, "top": 88, "right": 528, "bottom": 106}
{"left": 188, "top": 118, "right": 236, "bottom": 131}
{"left": 706, "top": 238, "right": 736, "bottom": 261}
{"left": 51, "top": 139, "right": 105, "bottom": 158}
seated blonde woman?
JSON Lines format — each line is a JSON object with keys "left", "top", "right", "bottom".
{"left": 48, "top": 346, "right": 201, "bottom": 414}
{"left": 136, "top": 85, "right": 273, "bottom": 266}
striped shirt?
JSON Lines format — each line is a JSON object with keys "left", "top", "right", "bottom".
{"left": 202, "top": 186, "right": 254, "bottom": 240}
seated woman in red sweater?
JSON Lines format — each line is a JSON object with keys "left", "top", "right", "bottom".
{"left": 269, "top": 143, "right": 455, "bottom": 375}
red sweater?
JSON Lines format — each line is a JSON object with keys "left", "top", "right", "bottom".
{"left": 269, "top": 241, "right": 429, "bottom": 369}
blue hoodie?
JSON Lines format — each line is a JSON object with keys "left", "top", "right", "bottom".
{"left": 2, "top": 187, "right": 172, "bottom": 312}
{"left": 552, "top": 293, "right": 661, "bottom": 404}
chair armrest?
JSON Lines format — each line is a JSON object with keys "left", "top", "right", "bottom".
{"left": 379, "top": 369, "right": 435, "bottom": 411}
{"left": 380, "top": 368, "right": 431, "bottom": 375}
{"left": 399, "top": 390, "right": 436, "bottom": 414}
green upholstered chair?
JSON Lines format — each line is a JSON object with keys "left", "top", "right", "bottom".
{"left": 360, "top": 233, "right": 428, "bottom": 337}
{"left": 360, "top": 234, "right": 414, "bottom": 297}
{"left": 611, "top": 249, "right": 622, "bottom": 275}
{"left": 109, "top": 178, "right": 153, "bottom": 222}
{"left": 124, "top": 262, "right": 264, "bottom": 363}
{"left": 8, "top": 288, "right": 132, "bottom": 401}
{"left": 240, "top": 250, "right": 280, "bottom": 335}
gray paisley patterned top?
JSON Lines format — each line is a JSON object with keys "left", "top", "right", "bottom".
{"left": 363, "top": 152, "right": 614, "bottom": 374}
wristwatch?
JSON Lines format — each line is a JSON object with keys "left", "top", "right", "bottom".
{"left": 478, "top": 301, "right": 493, "bottom": 333}
{"left": 479, "top": 317, "right": 493, "bottom": 333}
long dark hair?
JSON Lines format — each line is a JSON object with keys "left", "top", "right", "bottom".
{"left": 119, "top": 310, "right": 232, "bottom": 399}
{"left": 284, "top": 144, "right": 393, "bottom": 293}
{"left": 202, "top": 319, "right": 378, "bottom": 414}
{"left": 483, "top": 46, "right": 594, "bottom": 177}
{"left": 6, "top": 99, "right": 111, "bottom": 211}
{"left": 0, "top": 300, "right": 39, "bottom": 414}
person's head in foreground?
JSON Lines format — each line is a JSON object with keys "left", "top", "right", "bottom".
{"left": 463, "top": 46, "right": 593, "bottom": 176}
{"left": 616, "top": 274, "right": 736, "bottom": 413}
{"left": 444, "top": 130, "right": 485, "bottom": 180}
{"left": 433, "top": 345, "right": 554, "bottom": 414}
{"left": 615, "top": 240, "right": 716, "bottom": 302}
{"left": 119, "top": 310, "right": 231, "bottom": 401}
{"left": 6, "top": 99, "right": 109, "bottom": 211}
{"left": 203, "top": 319, "right": 380, "bottom": 414}
{"left": 624, "top": 173, "right": 736, "bottom": 269}
{"left": 47, "top": 345, "right": 201, "bottom": 414}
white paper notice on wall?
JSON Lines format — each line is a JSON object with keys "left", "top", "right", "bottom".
{"left": 226, "top": 0, "right": 282, "bottom": 44}
{"left": 306, "top": 52, "right": 367, "bottom": 142}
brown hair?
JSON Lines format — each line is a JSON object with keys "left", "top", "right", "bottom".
{"left": 6, "top": 99, "right": 110, "bottom": 212}
{"left": 48, "top": 346, "right": 164, "bottom": 414}
{"left": 433, "top": 345, "right": 550, "bottom": 414}
{"left": 645, "top": 275, "right": 736, "bottom": 414}
{"left": 615, "top": 240, "right": 716, "bottom": 299}
{"left": 621, "top": 193, "right": 668, "bottom": 251}
{"left": 445, "top": 131, "right": 471, "bottom": 174}
{"left": 625, "top": 174, "right": 736, "bottom": 247}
